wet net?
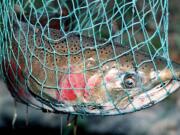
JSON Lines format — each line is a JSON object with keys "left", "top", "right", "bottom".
{"left": 0, "top": 0, "right": 179, "bottom": 115}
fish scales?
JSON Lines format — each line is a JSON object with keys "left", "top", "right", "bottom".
{"left": 3, "top": 21, "right": 180, "bottom": 115}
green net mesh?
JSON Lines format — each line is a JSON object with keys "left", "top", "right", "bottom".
{"left": 0, "top": 0, "right": 179, "bottom": 115}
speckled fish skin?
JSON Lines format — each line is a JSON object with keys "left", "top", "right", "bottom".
{"left": 3, "top": 21, "right": 180, "bottom": 115}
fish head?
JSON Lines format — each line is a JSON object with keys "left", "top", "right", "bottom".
{"left": 85, "top": 55, "right": 180, "bottom": 114}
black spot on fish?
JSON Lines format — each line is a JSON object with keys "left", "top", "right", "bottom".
{"left": 75, "top": 47, "right": 78, "bottom": 51}
{"left": 61, "top": 41, "right": 65, "bottom": 44}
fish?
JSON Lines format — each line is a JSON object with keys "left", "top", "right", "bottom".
{"left": 2, "top": 19, "right": 180, "bottom": 115}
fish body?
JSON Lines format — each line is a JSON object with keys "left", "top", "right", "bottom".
{"left": 2, "top": 21, "right": 180, "bottom": 115}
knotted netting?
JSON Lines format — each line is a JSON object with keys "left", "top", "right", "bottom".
{"left": 0, "top": 0, "right": 179, "bottom": 115}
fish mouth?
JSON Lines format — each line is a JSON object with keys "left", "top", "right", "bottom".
{"left": 102, "top": 79, "right": 180, "bottom": 115}
{"left": 126, "top": 79, "right": 180, "bottom": 110}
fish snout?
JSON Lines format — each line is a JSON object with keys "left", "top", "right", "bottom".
{"left": 156, "top": 62, "right": 180, "bottom": 82}
{"left": 172, "top": 62, "right": 180, "bottom": 81}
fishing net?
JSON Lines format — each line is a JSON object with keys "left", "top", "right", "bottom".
{"left": 0, "top": 0, "right": 178, "bottom": 115}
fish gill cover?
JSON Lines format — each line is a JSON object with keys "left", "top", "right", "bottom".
{"left": 0, "top": 0, "right": 179, "bottom": 115}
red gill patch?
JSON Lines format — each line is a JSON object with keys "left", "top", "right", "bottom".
{"left": 58, "top": 72, "right": 88, "bottom": 101}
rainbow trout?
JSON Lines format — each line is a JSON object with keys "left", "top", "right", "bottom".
{"left": 3, "top": 21, "right": 180, "bottom": 115}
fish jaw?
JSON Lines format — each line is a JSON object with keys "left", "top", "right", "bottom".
{"left": 121, "top": 79, "right": 180, "bottom": 114}
{"left": 126, "top": 62, "right": 180, "bottom": 110}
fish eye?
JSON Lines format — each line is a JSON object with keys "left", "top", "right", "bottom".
{"left": 123, "top": 73, "right": 137, "bottom": 88}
